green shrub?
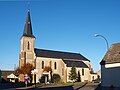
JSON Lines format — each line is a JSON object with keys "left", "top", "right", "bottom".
{"left": 52, "top": 74, "right": 61, "bottom": 83}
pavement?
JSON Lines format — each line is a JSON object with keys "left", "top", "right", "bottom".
{"left": 16, "top": 85, "right": 74, "bottom": 90}
{"left": 95, "top": 84, "right": 120, "bottom": 90}
{"left": 0, "top": 82, "right": 24, "bottom": 90}
{"left": 73, "top": 82, "right": 87, "bottom": 90}
{"left": 3, "top": 82, "right": 120, "bottom": 90}
{"left": 78, "top": 83, "right": 99, "bottom": 90}
{"left": 15, "top": 83, "right": 87, "bottom": 90}
{"left": 1, "top": 82, "right": 98, "bottom": 90}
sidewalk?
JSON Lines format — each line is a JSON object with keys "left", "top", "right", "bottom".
{"left": 16, "top": 85, "right": 73, "bottom": 90}
{"left": 16, "top": 82, "right": 87, "bottom": 90}
{"left": 16, "top": 85, "right": 35, "bottom": 90}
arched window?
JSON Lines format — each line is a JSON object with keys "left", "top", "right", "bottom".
{"left": 54, "top": 62, "right": 57, "bottom": 70}
{"left": 49, "top": 61, "right": 52, "bottom": 67}
{"left": 42, "top": 61, "right": 44, "bottom": 69}
{"left": 82, "top": 68, "right": 84, "bottom": 76}
{"left": 62, "top": 68, "right": 64, "bottom": 76}
{"left": 27, "top": 41, "right": 30, "bottom": 50}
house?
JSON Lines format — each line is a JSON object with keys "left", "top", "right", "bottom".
{"left": 19, "top": 9, "right": 92, "bottom": 83}
{"left": 90, "top": 72, "right": 98, "bottom": 81}
{"left": 0, "top": 69, "right": 2, "bottom": 82}
{"left": 1, "top": 70, "right": 18, "bottom": 82}
{"left": 1, "top": 70, "right": 14, "bottom": 81}
{"left": 7, "top": 73, "right": 18, "bottom": 82}
{"left": 96, "top": 70, "right": 101, "bottom": 79}
{"left": 101, "top": 43, "right": 120, "bottom": 87}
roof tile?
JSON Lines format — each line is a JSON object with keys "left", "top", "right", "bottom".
{"left": 102, "top": 43, "right": 120, "bottom": 64}
{"left": 34, "top": 48, "right": 90, "bottom": 61}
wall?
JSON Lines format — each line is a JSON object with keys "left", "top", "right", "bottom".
{"left": 96, "top": 70, "right": 101, "bottom": 79}
{"left": 83, "top": 61, "right": 91, "bottom": 70}
{"left": 66, "top": 67, "right": 90, "bottom": 82}
{"left": 36, "top": 57, "right": 66, "bottom": 82}
{"left": 19, "top": 36, "right": 35, "bottom": 67}
{"left": 90, "top": 74, "right": 98, "bottom": 82}
{"left": 36, "top": 57, "right": 91, "bottom": 83}
{"left": 101, "top": 63, "right": 120, "bottom": 87}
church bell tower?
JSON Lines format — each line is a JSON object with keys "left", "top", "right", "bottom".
{"left": 19, "top": 9, "right": 35, "bottom": 68}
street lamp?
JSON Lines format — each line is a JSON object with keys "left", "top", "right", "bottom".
{"left": 31, "top": 70, "right": 35, "bottom": 83}
{"left": 31, "top": 69, "right": 38, "bottom": 88}
{"left": 94, "top": 34, "right": 109, "bottom": 51}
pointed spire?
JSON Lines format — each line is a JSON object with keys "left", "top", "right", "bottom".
{"left": 23, "top": 9, "right": 35, "bottom": 38}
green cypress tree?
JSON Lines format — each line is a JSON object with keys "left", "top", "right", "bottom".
{"left": 69, "top": 62, "right": 77, "bottom": 82}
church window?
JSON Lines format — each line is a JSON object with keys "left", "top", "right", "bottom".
{"left": 27, "top": 41, "right": 30, "bottom": 50}
{"left": 42, "top": 61, "right": 44, "bottom": 69}
{"left": 62, "top": 68, "right": 64, "bottom": 76}
{"left": 49, "top": 61, "right": 52, "bottom": 67}
{"left": 82, "top": 68, "right": 84, "bottom": 76}
{"left": 54, "top": 62, "right": 57, "bottom": 70}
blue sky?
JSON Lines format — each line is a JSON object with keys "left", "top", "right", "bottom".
{"left": 0, "top": 0, "right": 120, "bottom": 72}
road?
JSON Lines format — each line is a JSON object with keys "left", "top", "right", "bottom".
{"left": 0, "top": 82, "right": 99, "bottom": 90}
{"left": 78, "top": 83, "right": 99, "bottom": 90}
{"left": 30, "top": 83, "right": 99, "bottom": 90}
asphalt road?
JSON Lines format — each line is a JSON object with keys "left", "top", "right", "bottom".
{"left": 0, "top": 82, "right": 99, "bottom": 90}
{"left": 79, "top": 83, "right": 99, "bottom": 90}
{"left": 27, "top": 83, "right": 99, "bottom": 90}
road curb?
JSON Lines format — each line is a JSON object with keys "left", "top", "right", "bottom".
{"left": 16, "top": 84, "right": 73, "bottom": 90}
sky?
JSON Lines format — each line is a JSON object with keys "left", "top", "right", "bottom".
{"left": 0, "top": 0, "right": 120, "bottom": 72}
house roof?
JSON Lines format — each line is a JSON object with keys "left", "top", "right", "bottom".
{"left": 102, "top": 43, "right": 120, "bottom": 64}
{"left": 7, "top": 73, "right": 18, "bottom": 79}
{"left": 22, "top": 9, "right": 35, "bottom": 38}
{"left": 1, "top": 70, "right": 14, "bottom": 76}
{"left": 63, "top": 60, "right": 88, "bottom": 68}
{"left": 34, "top": 48, "right": 90, "bottom": 61}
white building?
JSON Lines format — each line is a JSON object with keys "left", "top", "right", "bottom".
{"left": 101, "top": 43, "right": 120, "bottom": 87}
{"left": 7, "top": 73, "right": 18, "bottom": 82}
{"left": 90, "top": 73, "right": 98, "bottom": 82}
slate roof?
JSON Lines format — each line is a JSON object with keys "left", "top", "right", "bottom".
{"left": 63, "top": 60, "right": 88, "bottom": 68}
{"left": 23, "top": 9, "right": 35, "bottom": 38}
{"left": 102, "top": 43, "right": 120, "bottom": 64}
{"left": 1, "top": 70, "right": 14, "bottom": 76}
{"left": 34, "top": 48, "right": 90, "bottom": 61}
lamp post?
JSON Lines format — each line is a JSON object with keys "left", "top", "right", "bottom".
{"left": 94, "top": 34, "right": 109, "bottom": 51}
{"left": 31, "top": 70, "right": 35, "bottom": 83}
{"left": 31, "top": 69, "right": 38, "bottom": 88}
{"left": 34, "top": 69, "right": 38, "bottom": 88}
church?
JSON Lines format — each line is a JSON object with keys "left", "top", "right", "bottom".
{"left": 19, "top": 9, "right": 92, "bottom": 83}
